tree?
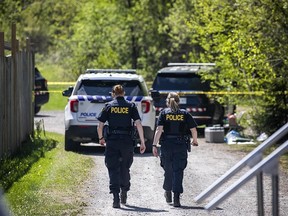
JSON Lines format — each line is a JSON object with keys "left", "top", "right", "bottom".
{"left": 183, "top": 0, "right": 288, "bottom": 134}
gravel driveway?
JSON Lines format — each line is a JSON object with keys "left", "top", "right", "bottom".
{"left": 35, "top": 111, "right": 288, "bottom": 216}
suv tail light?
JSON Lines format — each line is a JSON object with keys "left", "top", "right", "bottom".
{"left": 141, "top": 100, "right": 150, "bottom": 113}
{"left": 70, "top": 99, "right": 79, "bottom": 112}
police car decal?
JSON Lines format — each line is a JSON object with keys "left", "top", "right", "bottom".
{"left": 75, "top": 95, "right": 143, "bottom": 102}
{"left": 77, "top": 95, "right": 113, "bottom": 102}
{"left": 79, "top": 112, "right": 97, "bottom": 117}
{"left": 125, "top": 96, "right": 143, "bottom": 102}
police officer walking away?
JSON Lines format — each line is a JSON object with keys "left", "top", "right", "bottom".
{"left": 152, "top": 92, "right": 198, "bottom": 207}
{"left": 97, "top": 84, "right": 146, "bottom": 208}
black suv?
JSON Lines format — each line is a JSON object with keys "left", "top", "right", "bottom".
{"left": 150, "top": 63, "right": 225, "bottom": 126}
{"left": 34, "top": 67, "right": 49, "bottom": 114}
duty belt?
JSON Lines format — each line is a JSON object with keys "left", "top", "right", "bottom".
{"left": 165, "top": 135, "right": 184, "bottom": 139}
{"left": 164, "top": 135, "right": 183, "bottom": 138}
{"left": 110, "top": 130, "right": 131, "bottom": 135}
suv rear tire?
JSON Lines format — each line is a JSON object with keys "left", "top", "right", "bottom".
{"left": 35, "top": 106, "right": 41, "bottom": 115}
{"left": 65, "top": 132, "right": 80, "bottom": 151}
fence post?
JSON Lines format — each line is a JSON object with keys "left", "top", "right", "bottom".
{"left": 0, "top": 32, "right": 4, "bottom": 158}
{"left": 11, "top": 23, "right": 20, "bottom": 149}
{"left": 26, "top": 37, "right": 34, "bottom": 137}
{"left": 0, "top": 32, "right": 4, "bottom": 57}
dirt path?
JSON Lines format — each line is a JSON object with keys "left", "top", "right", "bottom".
{"left": 35, "top": 111, "right": 288, "bottom": 216}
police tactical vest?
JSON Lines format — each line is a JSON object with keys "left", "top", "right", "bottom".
{"left": 107, "top": 99, "right": 134, "bottom": 129}
{"left": 163, "top": 109, "right": 189, "bottom": 136}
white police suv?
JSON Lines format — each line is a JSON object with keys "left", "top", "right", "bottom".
{"left": 62, "top": 69, "right": 156, "bottom": 152}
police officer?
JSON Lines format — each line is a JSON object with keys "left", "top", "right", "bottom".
{"left": 152, "top": 92, "right": 198, "bottom": 207}
{"left": 97, "top": 84, "right": 146, "bottom": 208}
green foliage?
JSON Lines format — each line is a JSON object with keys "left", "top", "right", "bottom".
{"left": 0, "top": 122, "right": 57, "bottom": 191}
{"left": 59, "top": 0, "right": 122, "bottom": 78}
{"left": 183, "top": 0, "right": 288, "bottom": 134}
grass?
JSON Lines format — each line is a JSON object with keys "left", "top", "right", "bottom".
{"left": 42, "top": 84, "right": 72, "bottom": 111}
{"left": 3, "top": 131, "right": 94, "bottom": 216}
{"left": 0, "top": 134, "right": 57, "bottom": 192}
{"left": 36, "top": 62, "right": 67, "bottom": 82}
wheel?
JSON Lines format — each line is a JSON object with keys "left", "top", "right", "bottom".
{"left": 65, "top": 133, "right": 80, "bottom": 151}
{"left": 34, "top": 106, "right": 41, "bottom": 114}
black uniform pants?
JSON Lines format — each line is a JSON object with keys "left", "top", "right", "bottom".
{"left": 160, "top": 139, "right": 188, "bottom": 193}
{"left": 105, "top": 135, "right": 134, "bottom": 194}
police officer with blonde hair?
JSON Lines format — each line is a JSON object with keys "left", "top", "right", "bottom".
{"left": 97, "top": 84, "right": 146, "bottom": 208}
{"left": 152, "top": 92, "right": 198, "bottom": 207}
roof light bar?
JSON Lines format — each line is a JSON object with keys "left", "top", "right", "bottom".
{"left": 85, "top": 69, "right": 137, "bottom": 74}
{"left": 167, "top": 63, "right": 216, "bottom": 67}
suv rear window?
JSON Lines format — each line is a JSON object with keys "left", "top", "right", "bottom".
{"left": 77, "top": 80, "right": 146, "bottom": 96}
{"left": 152, "top": 73, "right": 210, "bottom": 91}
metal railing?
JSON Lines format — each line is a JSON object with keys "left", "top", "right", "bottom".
{"left": 194, "top": 122, "right": 288, "bottom": 215}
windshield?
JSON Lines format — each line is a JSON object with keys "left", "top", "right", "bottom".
{"left": 152, "top": 73, "right": 210, "bottom": 91}
{"left": 76, "top": 80, "right": 145, "bottom": 96}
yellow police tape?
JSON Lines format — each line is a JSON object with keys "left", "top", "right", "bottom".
{"left": 44, "top": 82, "right": 288, "bottom": 95}
{"left": 48, "top": 82, "right": 75, "bottom": 85}
{"left": 170, "top": 91, "right": 265, "bottom": 95}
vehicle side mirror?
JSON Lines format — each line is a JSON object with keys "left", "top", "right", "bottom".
{"left": 150, "top": 90, "right": 160, "bottom": 102}
{"left": 62, "top": 86, "right": 73, "bottom": 97}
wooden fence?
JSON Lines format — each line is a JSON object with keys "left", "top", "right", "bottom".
{"left": 0, "top": 24, "right": 34, "bottom": 159}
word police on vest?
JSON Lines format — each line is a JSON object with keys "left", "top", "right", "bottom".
{"left": 166, "top": 114, "right": 184, "bottom": 121}
{"left": 111, "top": 107, "right": 129, "bottom": 114}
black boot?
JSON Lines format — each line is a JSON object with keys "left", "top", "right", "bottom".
{"left": 120, "top": 190, "right": 127, "bottom": 204}
{"left": 173, "top": 192, "right": 181, "bottom": 207}
{"left": 113, "top": 192, "right": 120, "bottom": 208}
{"left": 164, "top": 191, "right": 172, "bottom": 203}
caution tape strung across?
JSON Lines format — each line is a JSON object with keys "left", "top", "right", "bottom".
{"left": 175, "top": 91, "right": 264, "bottom": 95}
{"left": 45, "top": 82, "right": 288, "bottom": 95}
{"left": 48, "top": 82, "right": 75, "bottom": 85}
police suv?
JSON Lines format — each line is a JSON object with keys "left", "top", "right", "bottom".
{"left": 62, "top": 69, "right": 156, "bottom": 152}
{"left": 150, "top": 63, "right": 226, "bottom": 127}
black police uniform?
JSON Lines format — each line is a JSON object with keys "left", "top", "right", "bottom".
{"left": 97, "top": 96, "right": 141, "bottom": 194}
{"left": 157, "top": 107, "right": 197, "bottom": 194}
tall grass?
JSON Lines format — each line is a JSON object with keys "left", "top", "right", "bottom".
{"left": 0, "top": 125, "right": 57, "bottom": 191}
{"left": 4, "top": 132, "right": 94, "bottom": 216}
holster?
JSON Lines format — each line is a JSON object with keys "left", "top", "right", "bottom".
{"left": 131, "top": 127, "right": 138, "bottom": 147}
{"left": 103, "top": 125, "right": 110, "bottom": 139}
{"left": 183, "top": 135, "right": 191, "bottom": 152}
